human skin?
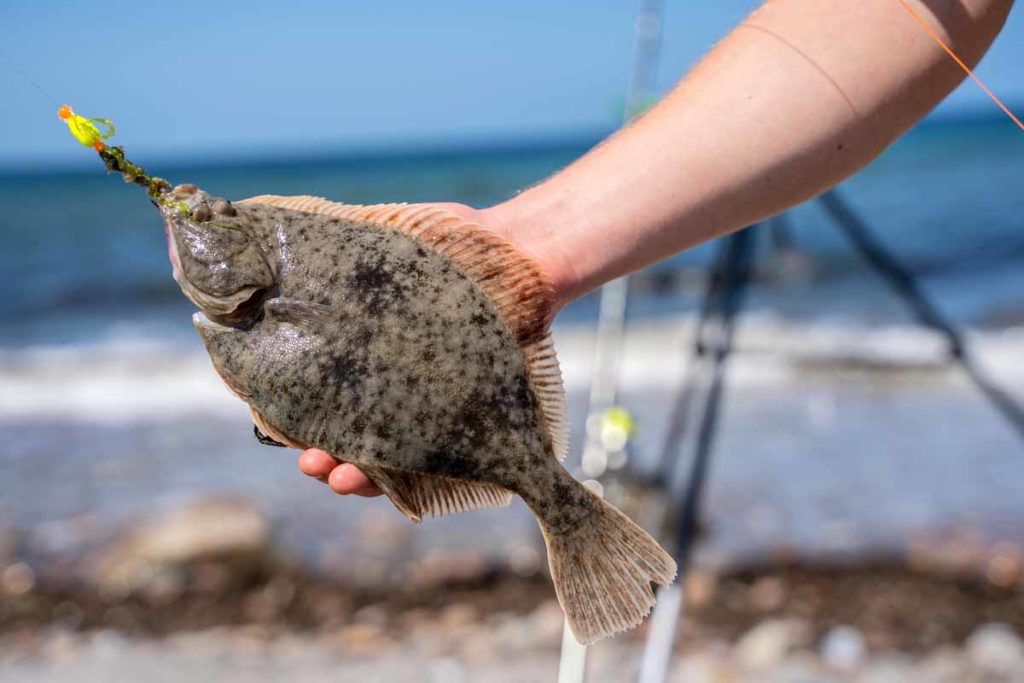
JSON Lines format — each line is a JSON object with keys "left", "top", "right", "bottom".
{"left": 299, "top": 0, "right": 1015, "bottom": 496}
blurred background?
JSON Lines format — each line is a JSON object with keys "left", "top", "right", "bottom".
{"left": 1, "top": 1, "right": 1023, "bottom": 681}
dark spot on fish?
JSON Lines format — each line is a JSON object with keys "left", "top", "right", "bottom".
{"left": 553, "top": 480, "right": 575, "bottom": 508}
{"left": 347, "top": 257, "right": 407, "bottom": 314}
{"left": 326, "top": 353, "right": 366, "bottom": 390}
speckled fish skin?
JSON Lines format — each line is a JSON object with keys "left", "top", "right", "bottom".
{"left": 166, "top": 189, "right": 552, "bottom": 494}
{"left": 158, "top": 185, "right": 676, "bottom": 644}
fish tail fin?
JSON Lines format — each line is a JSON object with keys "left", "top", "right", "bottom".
{"left": 536, "top": 476, "right": 677, "bottom": 644}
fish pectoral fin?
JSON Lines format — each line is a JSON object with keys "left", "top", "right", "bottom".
{"left": 264, "top": 297, "right": 335, "bottom": 329}
{"left": 361, "top": 466, "right": 513, "bottom": 523}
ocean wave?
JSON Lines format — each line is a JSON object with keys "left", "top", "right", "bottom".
{"left": 1, "top": 316, "right": 1021, "bottom": 421}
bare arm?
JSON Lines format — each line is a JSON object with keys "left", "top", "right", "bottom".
{"left": 301, "top": 0, "right": 1015, "bottom": 495}
{"left": 486, "top": 0, "right": 1014, "bottom": 306}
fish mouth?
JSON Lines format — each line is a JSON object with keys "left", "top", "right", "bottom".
{"left": 192, "top": 311, "right": 226, "bottom": 330}
{"left": 166, "top": 221, "right": 183, "bottom": 276}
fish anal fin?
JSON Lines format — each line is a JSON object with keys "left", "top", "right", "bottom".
{"left": 361, "top": 466, "right": 513, "bottom": 522}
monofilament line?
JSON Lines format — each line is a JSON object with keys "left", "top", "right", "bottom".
{"left": 0, "top": 47, "right": 59, "bottom": 107}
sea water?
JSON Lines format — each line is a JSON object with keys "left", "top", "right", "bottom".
{"left": 0, "top": 115, "right": 1021, "bottom": 575}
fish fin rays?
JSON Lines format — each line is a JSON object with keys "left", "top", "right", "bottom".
{"left": 242, "top": 196, "right": 570, "bottom": 462}
{"left": 363, "top": 466, "right": 514, "bottom": 522}
{"left": 239, "top": 195, "right": 378, "bottom": 220}
{"left": 536, "top": 473, "right": 677, "bottom": 644}
{"left": 264, "top": 297, "right": 335, "bottom": 329}
{"left": 522, "top": 335, "right": 569, "bottom": 461}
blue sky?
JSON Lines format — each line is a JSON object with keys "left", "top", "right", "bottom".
{"left": 1, "top": 0, "right": 1021, "bottom": 169}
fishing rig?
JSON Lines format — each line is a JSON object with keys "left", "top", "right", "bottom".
{"left": 57, "top": 104, "right": 175, "bottom": 201}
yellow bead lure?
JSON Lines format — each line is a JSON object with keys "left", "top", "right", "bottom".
{"left": 58, "top": 105, "right": 116, "bottom": 152}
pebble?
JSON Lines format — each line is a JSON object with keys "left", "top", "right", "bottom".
{"left": 919, "top": 646, "right": 971, "bottom": 682}
{"left": 734, "top": 618, "right": 809, "bottom": 670}
{"left": 748, "top": 575, "right": 786, "bottom": 611}
{"left": 89, "top": 630, "right": 130, "bottom": 661}
{"left": 526, "top": 600, "right": 566, "bottom": 644}
{"left": 965, "top": 622, "right": 1024, "bottom": 674}
{"left": 1, "top": 562, "right": 36, "bottom": 595}
{"left": 94, "top": 497, "right": 273, "bottom": 598}
{"left": 820, "top": 624, "right": 867, "bottom": 671}
{"left": 684, "top": 569, "right": 717, "bottom": 609}
{"left": 337, "top": 623, "right": 392, "bottom": 656}
{"left": 105, "top": 498, "right": 270, "bottom": 568}
{"left": 673, "top": 651, "right": 732, "bottom": 681}
{"left": 40, "top": 627, "right": 79, "bottom": 664}
{"left": 856, "top": 654, "right": 916, "bottom": 683}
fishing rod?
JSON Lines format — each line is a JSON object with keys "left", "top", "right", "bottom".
{"left": 558, "top": 1, "right": 665, "bottom": 681}
{"left": 637, "top": 227, "right": 757, "bottom": 683}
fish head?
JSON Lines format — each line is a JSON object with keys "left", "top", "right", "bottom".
{"left": 160, "top": 184, "right": 276, "bottom": 325}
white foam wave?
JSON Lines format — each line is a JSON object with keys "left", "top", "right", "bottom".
{"left": 1, "top": 316, "right": 1021, "bottom": 422}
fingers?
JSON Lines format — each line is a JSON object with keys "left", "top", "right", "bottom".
{"left": 298, "top": 449, "right": 382, "bottom": 497}
{"left": 298, "top": 448, "right": 339, "bottom": 479}
{"left": 328, "top": 463, "right": 381, "bottom": 497}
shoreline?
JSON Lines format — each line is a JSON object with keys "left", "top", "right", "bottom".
{"left": 4, "top": 554, "right": 1023, "bottom": 682}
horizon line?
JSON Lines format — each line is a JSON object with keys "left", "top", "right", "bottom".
{"left": 0, "top": 104, "right": 1019, "bottom": 179}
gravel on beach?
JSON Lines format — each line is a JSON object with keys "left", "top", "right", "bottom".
{"left": 4, "top": 544, "right": 1024, "bottom": 682}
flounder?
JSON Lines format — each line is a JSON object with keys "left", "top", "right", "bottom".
{"left": 159, "top": 184, "right": 676, "bottom": 643}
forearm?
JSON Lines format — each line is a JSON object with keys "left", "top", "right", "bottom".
{"left": 485, "top": 0, "right": 1013, "bottom": 307}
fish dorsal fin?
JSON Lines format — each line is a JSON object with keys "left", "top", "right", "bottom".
{"left": 241, "top": 195, "right": 569, "bottom": 462}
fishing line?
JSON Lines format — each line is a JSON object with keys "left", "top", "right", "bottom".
{"left": 896, "top": 0, "right": 1024, "bottom": 133}
{"left": 0, "top": 46, "right": 59, "bottom": 108}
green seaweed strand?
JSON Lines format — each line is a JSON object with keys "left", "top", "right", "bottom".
{"left": 97, "top": 146, "right": 179, "bottom": 209}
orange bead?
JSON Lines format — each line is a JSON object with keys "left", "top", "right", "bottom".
{"left": 58, "top": 105, "right": 73, "bottom": 121}
{"left": 93, "top": 141, "right": 106, "bottom": 152}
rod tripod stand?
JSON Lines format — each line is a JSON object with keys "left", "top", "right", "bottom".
{"left": 634, "top": 188, "right": 1024, "bottom": 683}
